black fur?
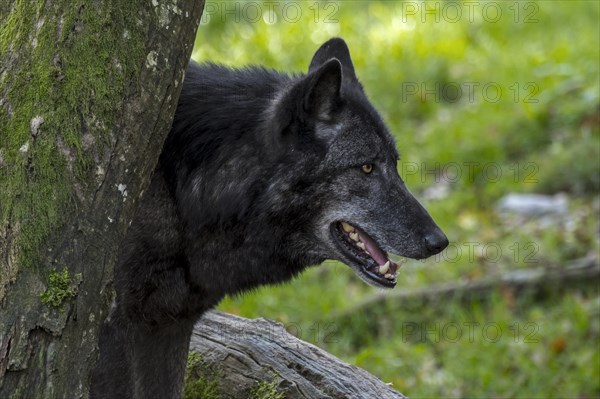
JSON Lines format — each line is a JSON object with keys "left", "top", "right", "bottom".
{"left": 90, "top": 38, "right": 447, "bottom": 399}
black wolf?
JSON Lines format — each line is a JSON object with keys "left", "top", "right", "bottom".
{"left": 90, "top": 38, "right": 448, "bottom": 399}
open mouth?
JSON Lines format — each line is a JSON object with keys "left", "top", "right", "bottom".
{"left": 330, "top": 221, "right": 402, "bottom": 288}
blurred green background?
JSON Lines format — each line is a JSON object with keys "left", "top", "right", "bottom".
{"left": 191, "top": 1, "right": 600, "bottom": 398}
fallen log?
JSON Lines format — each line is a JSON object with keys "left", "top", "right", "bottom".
{"left": 189, "top": 311, "right": 406, "bottom": 399}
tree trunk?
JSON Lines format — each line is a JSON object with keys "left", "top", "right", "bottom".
{"left": 189, "top": 311, "right": 407, "bottom": 399}
{"left": 0, "top": 1, "right": 204, "bottom": 397}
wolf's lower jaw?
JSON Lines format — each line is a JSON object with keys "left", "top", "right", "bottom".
{"left": 332, "top": 221, "right": 402, "bottom": 287}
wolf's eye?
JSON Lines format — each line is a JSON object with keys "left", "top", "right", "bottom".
{"left": 361, "top": 163, "right": 373, "bottom": 174}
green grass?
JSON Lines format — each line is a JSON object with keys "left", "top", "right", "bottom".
{"left": 191, "top": 1, "right": 600, "bottom": 397}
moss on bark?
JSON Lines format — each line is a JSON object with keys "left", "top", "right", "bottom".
{"left": 183, "top": 352, "right": 222, "bottom": 399}
{"left": 0, "top": 0, "right": 148, "bottom": 297}
{"left": 39, "top": 267, "right": 80, "bottom": 309}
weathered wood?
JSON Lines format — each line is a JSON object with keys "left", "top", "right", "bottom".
{"left": 189, "top": 311, "right": 406, "bottom": 399}
{"left": 0, "top": 1, "right": 204, "bottom": 397}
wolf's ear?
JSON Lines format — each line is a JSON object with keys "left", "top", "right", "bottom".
{"left": 309, "top": 38, "right": 357, "bottom": 83}
{"left": 303, "top": 58, "right": 342, "bottom": 120}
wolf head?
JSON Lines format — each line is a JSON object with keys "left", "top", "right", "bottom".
{"left": 268, "top": 38, "right": 448, "bottom": 288}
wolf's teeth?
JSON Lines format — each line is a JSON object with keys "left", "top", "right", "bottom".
{"left": 349, "top": 232, "right": 359, "bottom": 241}
{"left": 356, "top": 241, "right": 366, "bottom": 250}
{"left": 341, "top": 222, "right": 354, "bottom": 233}
{"left": 384, "top": 273, "right": 394, "bottom": 279}
{"left": 379, "top": 261, "right": 390, "bottom": 275}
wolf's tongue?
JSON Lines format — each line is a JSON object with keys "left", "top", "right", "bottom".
{"left": 356, "top": 229, "right": 388, "bottom": 265}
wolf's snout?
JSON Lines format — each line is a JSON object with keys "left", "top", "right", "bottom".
{"left": 423, "top": 230, "right": 449, "bottom": 255}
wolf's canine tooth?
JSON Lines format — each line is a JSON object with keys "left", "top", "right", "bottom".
{"left": 379, "top": 261, "right": 390, "bottom": 275}
{"left": 341, "top": 222, "right": 354, "bottom": 233}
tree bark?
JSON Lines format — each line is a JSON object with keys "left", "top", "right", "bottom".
{"left": 190, "top": 311, "right": 407, "bottom": 399}
{"left": 0, "top": 1, "right": 204, "bottom": 397}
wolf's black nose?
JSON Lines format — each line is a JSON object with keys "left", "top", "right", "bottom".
{"left": 424, "top": 231, "right": 449, "bottom": 254}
